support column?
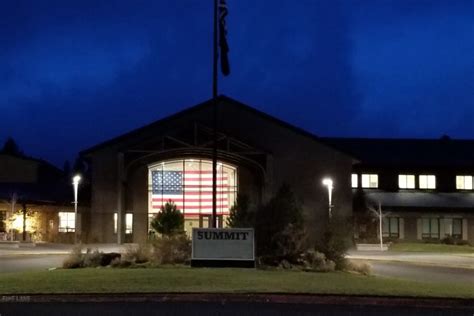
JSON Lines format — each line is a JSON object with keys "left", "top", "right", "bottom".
{"left": 117, "top": 152, "right": 125, "bottom": 244}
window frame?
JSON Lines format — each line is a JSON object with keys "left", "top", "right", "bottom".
{"left": 422, "top": 217, "right": 440, "bottom": 239}
{"left": 382, "top": 217, "right": 400, "bottom": 238}
{"left": 58, "top": 211, "right": 75, "bottom": 233}
{"left": 398, "top": 174, "right": 415, "bottom": 189}
{"left": 456, "top": 175, "right": 473, "bottom": 190}
{"left": 419, "top": 175, "right": 436, "bottom": 189}
{"left": 361, "top": 174, "right": 378, "bottom": 188}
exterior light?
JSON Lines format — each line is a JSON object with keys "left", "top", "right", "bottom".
{"left": 72, "top": 174, "right": 81, "bottom": 244}
{"left": 322, "top": 178, "right": 334, "bottom": 219}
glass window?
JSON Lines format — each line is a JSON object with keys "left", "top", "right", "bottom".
{"left": 113, "top": 213, "right": 117, "bottom": 234}
{"left": 351, "top": 174, "right": 358, "bottom": 188}
{"left": 58, "top": 212, "right": 75, "bottom": 233}
{"left": 452, "top": 219, "right": 462, "bottom": 238}
{"left": 125, "top": 213, "right": 133, "bottom": 234}
{"left": 456, "top": 176, "right": 473, "bottom": 190}
{"left": 398, "top": 174, "right": 415, "bottom": 189}
{"left": 419, "top": 175, "right": 436, "bottom": 189}
{"left": 422, "top": 218, "right": 439, "bottom": 239}
{"left": 148, "top": 159, "right": 237, "bottom": 226}
{"left": 361, "top": 174, "right": 378, "bottom": 188}
{"left": 382, "top": 217, "right": 399, "bottom": 238}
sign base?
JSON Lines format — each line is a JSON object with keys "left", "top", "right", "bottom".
{"left": 191, "top": 259, "right": 255, "bottom": 268}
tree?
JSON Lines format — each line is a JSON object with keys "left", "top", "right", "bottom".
{"left": 1, "top": 137, "right": 23, "bottom": 156}
{"left": 150, "top": 201, "right": 184, "bottom": 236}
{"left": 226, "top": 194, "right": 255, "bottom": 228}
{"left": 255, "top": 183, "right": 305, "bottom": 263}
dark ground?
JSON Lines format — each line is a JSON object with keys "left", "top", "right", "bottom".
{"left": 1, "top": 300, "right": 472, "bottom": 316}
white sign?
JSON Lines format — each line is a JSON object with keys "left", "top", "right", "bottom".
{"left": 192, "top": 228, "right": 255, "bottom": 261}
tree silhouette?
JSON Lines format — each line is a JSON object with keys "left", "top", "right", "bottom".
{"left": 1, "top": 137, "right": 24, "bottom": 156}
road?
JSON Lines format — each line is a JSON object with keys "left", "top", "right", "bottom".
{"left": 0, "top": 300, "right": 472, "bottom": 316}
{"left": 364, "top": 260, "right": 474, "bottom": 285}
{"left": 0, "top": 254, "right": 66, "bottom": 273}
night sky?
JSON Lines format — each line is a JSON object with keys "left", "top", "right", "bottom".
{"left": 1, "top": 0, "right": 473, "bottom": 167}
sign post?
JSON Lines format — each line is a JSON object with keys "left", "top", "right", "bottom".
{"left": 191, "top": 228, "right": 255, "bottom": 268}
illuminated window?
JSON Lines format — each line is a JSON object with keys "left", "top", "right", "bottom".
{"left": 398, "top": 174, "right": 415, "bottom": 189}
{"left": 113, "top": 213, "right": 133, "bottom": 234}
{"left": 125, "top": 213, "right": 133, "bottom": 234}
{"left": 422, "top": 218, "right": 439, "bottom": 239}
{"left": 361, "top": 174, "right": 378, "bottom": 188}
{"left": 58, "top": 212, "right": 75, "bottom": 233}
{"left": 419, "top": 175, "right": 436, "bottom": 189}
{"left": 148, "top": 159, "right": 237, "bottom": 227}
{"left": 351, "top": 174, "right": 358, "bottom": 188}
{"left": 456, "top": 176, "right": 473, "bottom": 190}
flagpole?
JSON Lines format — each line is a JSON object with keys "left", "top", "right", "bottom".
{"left": 212, "top": 0, "right": 218, "bottom": 228}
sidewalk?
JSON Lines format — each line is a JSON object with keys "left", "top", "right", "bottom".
{"left": 0, "top": 243, "right": 131, "bottom": 257}
{"left": 347, "top": 250, "right": 474, "bottom": 269}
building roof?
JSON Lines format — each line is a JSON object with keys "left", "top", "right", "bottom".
{"left": 81, "top": 95, "right": 354, "bottom": 160}
{"left": 364, "top": 191, "right": 474, "bottom": 210}
{"left": 322, "top": 137, "right": 474, "bottom": 168}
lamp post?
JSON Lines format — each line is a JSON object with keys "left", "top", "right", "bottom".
{"left": 72, "top": 174, "right": 81, "bottom": 244}
{"left": 322, "top": 178, "right": 333, "bottom": 219}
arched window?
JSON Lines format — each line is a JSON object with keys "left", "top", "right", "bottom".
{"left": 148, "top": 159, "right": 237, "bottom": 227}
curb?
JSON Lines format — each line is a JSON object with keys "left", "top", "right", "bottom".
{"left": 1, "top": 293, "right": 473, "bottom": 309}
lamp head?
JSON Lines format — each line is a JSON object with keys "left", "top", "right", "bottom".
{"left": 322, "top": 178, "right": 333, "bottom": 187}
{"left": 73, "top": 174, "right": 82, "bottom": 185}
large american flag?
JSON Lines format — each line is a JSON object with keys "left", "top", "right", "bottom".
{"left": 151, "top": 170, "right": 230, "bottom": 216}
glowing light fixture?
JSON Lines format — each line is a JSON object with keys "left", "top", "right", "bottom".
{"left": 72, "top": 174, "right": 81, "bottom": 244}
{"left": 322, "top": 178, "right": 334, "bottom": 219}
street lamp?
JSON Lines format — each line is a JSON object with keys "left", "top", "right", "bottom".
{"left": 72, "top": 174, "right": 81, "bottom": 244}
{"left": 322, "top": 178, "right": 333, "bottom": 219}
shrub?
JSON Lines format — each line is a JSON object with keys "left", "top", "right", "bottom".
{"left": 151, "top": 234, "right": 191, "bottom": 265}
{"left": 346, "top": 260, "right": 372, "bottom": 275}
{"left": 316, "top": 217, "right": 352, "bottom": 270}
{"left": 83, "top": 249, "right": 103, "bottom": 267}
{"left": 110, "top": 257, "right": 132, "bottom": 268}
{"left": 123, "top": 243, "right": 152, "bottom": 264}
{"left": 226, "top": 194, "right": 255, "bottom": 228}
{"left": 298, "top": 250, "right": 335, "bottom": 272}
{"left": 151, "top": 201, "right": 185, "bottom": 236}
{"left": 255, "top": 184, "right": 305, "bottom": 263}
{"left": 62, "top": 245, "right": 84, "bottom": 269}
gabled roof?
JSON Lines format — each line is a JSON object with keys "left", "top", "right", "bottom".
{"left": 321, "top": 137, "right": 474, "bottom": 168}
{"left": 81, "top": 95, "right": 354, "bottom": 160}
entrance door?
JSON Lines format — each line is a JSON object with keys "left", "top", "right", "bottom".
{"left": 199, "top": 215, "right": 223, "bottom": 228}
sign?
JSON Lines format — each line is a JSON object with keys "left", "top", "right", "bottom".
{"left": 191, "top": 228, "right": 255, "bottom": 267}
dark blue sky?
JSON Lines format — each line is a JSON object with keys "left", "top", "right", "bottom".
{"left": 1, "top": 0, "right": 473, "bottom": 166}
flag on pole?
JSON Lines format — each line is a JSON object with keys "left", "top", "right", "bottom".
{"left": 218, "top": 0, "right": 230, "bottom": 76}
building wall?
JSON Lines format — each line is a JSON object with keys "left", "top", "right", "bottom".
{"left": 86, "top": 100, "right": 355, "bottom": 244}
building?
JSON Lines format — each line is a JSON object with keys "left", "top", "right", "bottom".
{"left": 80, "top": 96, "right": 355, "bottom": 244}
{"left": 323, "top": 137, "right": 474, "bottom": 244}
{"left": 0, "top": 153, "right": 75, "bottom": 242}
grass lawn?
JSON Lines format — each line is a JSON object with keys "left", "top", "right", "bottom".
{"left": 0, "top": 267, "right": 472, "bottom": 298}
{"left": 389, "top": 242, "right": 474, "bottom": 254}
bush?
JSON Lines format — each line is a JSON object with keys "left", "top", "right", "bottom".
{"left": 123, "top": 243, "right": 152, "bottom": 264}
{"left": 255, "top": 184, "right": 305, "bottom": 264}
{"left": 151, "top": 234, "right": 191, "bottom": 265}
{"left": 316, "top": 217, "right": 352, "bottom": 270}
{"left": 298, "top": 250, "right": 335, "bottom": 272}
{"left": 150, "top": 201, "right": 184, "bottom": 236}
{"left": 83, "top": 249, "right": 102, "bottom": 267}
{"left": 62, "top": 245, "right": 84, "bottom": 269}
{"left": 346, "top": 260, "right": 372, "bottom": 275}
